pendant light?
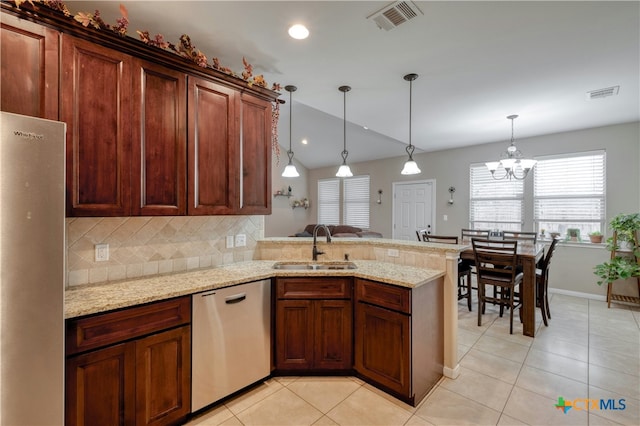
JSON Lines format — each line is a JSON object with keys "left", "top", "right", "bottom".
{"left": 281, "top": 85, "right": 300, "bottom": 177}
{"left": 485, "top": 114, "right": 537, "bottom": 180}
{"left": 401, "top": 73, "right": 421, "bottom": 175}
{"left": 335, "top": 85, "right": 353, "bottom": 177}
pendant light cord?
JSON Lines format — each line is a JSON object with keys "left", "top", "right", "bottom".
{"left": 403, "top": 73, "right": 418, "bottom": 161}
{"left": 339, "top": 86, "right": 351, "bottom": 163}
{"left": 284, "top": 85, "right": 297, "bottom": 163}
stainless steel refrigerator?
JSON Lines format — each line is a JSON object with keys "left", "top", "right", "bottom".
{"left": 0, "top": 111, "right": 65, "bottom": 425}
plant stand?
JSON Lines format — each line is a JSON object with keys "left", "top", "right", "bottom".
{"left": 606, "top": 230, "right": 640, "bottom": 308}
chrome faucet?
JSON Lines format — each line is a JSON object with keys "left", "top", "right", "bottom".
{"left": 312, "top": 224, "right": 332, "bottom": 261}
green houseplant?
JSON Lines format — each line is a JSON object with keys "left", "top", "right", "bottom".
{"left": 594, "top": 213, "right": 640, "bottom": 285}
{"left": 588, "top": 231, "right": 603, "bottom": 244}
{"left": 609, "top": 213, "right": 640, "bottom": 247}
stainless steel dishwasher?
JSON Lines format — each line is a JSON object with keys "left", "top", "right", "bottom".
{"left": 191, "top": 279, "right": 271, "bottom": 412}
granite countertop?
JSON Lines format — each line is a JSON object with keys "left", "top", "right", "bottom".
{"left": 65, "top": 260, "right": 444, "bottom": 319}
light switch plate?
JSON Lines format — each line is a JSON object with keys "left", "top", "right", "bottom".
{"left": 226, "top": 235, "right": 234, "bottom": 248}
{"left": 95, "top": 243, "right": 109, "bottom": 262}
{"left": 235, "top": 234, "right": 246, "bottom": 247}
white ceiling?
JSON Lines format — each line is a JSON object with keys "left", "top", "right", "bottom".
{"left": 68, "top": 1, "right": 640, "bottom": 169}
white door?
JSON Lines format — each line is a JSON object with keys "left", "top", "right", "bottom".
{"left": 392, "top": 180, "right": 435, "bottom": 240}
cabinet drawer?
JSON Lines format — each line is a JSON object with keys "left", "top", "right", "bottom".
{"left": 276, "top": 277, "right": 352, "bottom": 299}
{"left": 66, "top": 296, "right": 191, "bottom": 356}
{"left": 355, "top": 279, "right": 411, "bottom": 314}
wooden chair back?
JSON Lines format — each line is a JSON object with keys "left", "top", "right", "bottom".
{"left": 423, "top": 235, "right": 459, "bottom": 244}
{"left": 461, "top": 228, "right": 490, "bottom": 240}
{"left": 472, "top": 239, "right": 520, "bottom": 285}
{"left": 539, "top": 237, "right": 560, "bottom": 275}
{"left": 502, "top": 231, "right": 537, "bottom": 244}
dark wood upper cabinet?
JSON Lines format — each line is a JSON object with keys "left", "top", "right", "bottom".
{"left": 131, "top": 59, "right": 187, "bottom": 216}
{"left": 61, "top": 34, "right": 133, "bottom": 217}
{"left": 239, "top": 93, "right": 272, "bottom": 214}
{"left": 2, "top": 5, "right": 277, "bottom": 217}
{"left": 187, "top": 76, "right": 239, "bottom": 215}
{"left": 0, "top": 13, "right": 59, "bottom": 120}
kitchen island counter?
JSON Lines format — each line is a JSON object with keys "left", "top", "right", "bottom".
{"left": 65, "top": 260, "right": 444, "bottom": 319}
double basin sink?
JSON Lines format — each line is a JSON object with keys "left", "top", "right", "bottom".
{"left": 272, "top": 261, "right": 357, "bottom": 271}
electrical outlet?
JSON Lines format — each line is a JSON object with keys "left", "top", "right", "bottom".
{"left": 235, "top": 234, "right": 246, "bottom": 247}
{"left": 387, "top": 248, "right": 399, "bottom": 257}
{"left": 226, "top": 235, "right": 234, "bottom": 248}
{"left": 95, "top": 243, "right": 109, "bottom": 262}
{"left": 443, "top": 214, "right": 448, "bottom": 221}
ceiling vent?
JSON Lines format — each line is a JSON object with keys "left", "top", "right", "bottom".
{"left": 586, "top": 86, "right": 620, "bottom": 100}
{"left": 367, "top": 1, "right": 423, "bottom": 31}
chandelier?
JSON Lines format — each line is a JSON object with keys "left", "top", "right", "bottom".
{"left": 485, "top": 114, "right": 536, "bottom": 180}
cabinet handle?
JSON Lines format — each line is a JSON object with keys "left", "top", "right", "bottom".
{"left": 225, "top": 293, "right": 247, "bottom": 304}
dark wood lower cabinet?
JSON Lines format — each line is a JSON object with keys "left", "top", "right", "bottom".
{"left": 136, "top": 326, "right": 191, "bottom": 426}
{"left": 66, "top": 297, "right": 191, "bottom": 426}
{"left": 66, "top": 343, "right": 136, "bottom": 426}
{"left": 275, "top": 278, "right": 352, "bottom": 372}
{"left": 354, "top": 302, "right": 410, "bottom": 397}
{"left": 354, "top": 278, "right": 444, "bottom": 406}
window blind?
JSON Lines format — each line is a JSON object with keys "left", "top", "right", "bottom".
{"left": 317, "top": 179, "right": 340, "bottom": 225}
{"left": 343, "top": 175, "right": 370, "bottom": 229}
{"left": 534, "top": 150, "right": 605, "bottom": 235}
{"left": 469, "top": 163, "right": 524, "bottom": 230}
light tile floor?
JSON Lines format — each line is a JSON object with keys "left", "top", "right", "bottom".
{"left": 185, "top": 293, "right": 640, "bottom": 425}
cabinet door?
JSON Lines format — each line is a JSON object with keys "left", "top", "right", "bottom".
{"left": 132, "top": 59, "right": 187, "bottom": 215}
{"left": 1, "top": 13, "right": 59, "bottom": 120}
{"left": 275, "top": 299, "right": 314, "bottom": 370}
{"left": 355, "top": 302, "right": 410, "bottom": 397}
{"left": 238, "top": 93, "right": 271, "bottom": 214}
{"left": 66, "top": 343, "right": 136, "bottom": 426}
{"left": 187, "top": 76, "right": 238, "bottom": 215}
{"left": 314, "top": 299, "right": 352, "bottom": 370}
{"left": 135, "top": 326, "right": 191, "bottom": 426}
{"left": 61, "top": 34, "right": 132, "bottom": 216}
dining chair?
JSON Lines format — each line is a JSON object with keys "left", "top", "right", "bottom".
{"left": 416, "top": 229, "right": 428, "bottom": 241}
{"left": 461, "top": 228, "right": 490, "bottom": 241}
{"left": 460, "top": 229, "right": 490, "bottom": 276}
{"left": 424, "top": 235, "right": 473, "bottom": 311}
{"left": 502, "top": 231, "right": 537, "bottom": 244}
{"left": 536, "top": 237, "right": 559, "bottom": 326}
{"left": 472, "top": 239, "right": 523, "bottom": 334}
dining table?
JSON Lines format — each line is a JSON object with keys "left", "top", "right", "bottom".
{"left": 460, "top": 239, "right": 545, "bottom": 337}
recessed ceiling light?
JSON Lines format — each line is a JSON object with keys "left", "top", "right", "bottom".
{"left": 301, "top": 139, "right": 308, "bottom": 145}
{"left": 288, "top": 24, "right": 309, "bottom": 40}
{"left": 363, "top": 126, "right": 369, "bottom": 130}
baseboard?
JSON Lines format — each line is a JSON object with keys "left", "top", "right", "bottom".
{"left": 548, "top": 287, "right": 606, "bottom": 301}
{"left": 443, "top": 364, "right": 460, "bottom": 379}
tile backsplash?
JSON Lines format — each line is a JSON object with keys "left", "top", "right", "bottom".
{"left": 66, "top": 215, "right": 263, "bottom": 287}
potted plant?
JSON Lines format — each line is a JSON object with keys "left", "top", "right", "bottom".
{"left": 594, "top": 212, "right": 640, "bottom": 286}
{"left": 567, "top": 228, "right": 581, "bottom": 242}
{"left": 588, "top": 231, "right": 603, "bottom": 244}
{"left": 609, "top": 213, "right": 640, "bottom": 251}
{"left": 594, "top": 256, "right": 640, "bottom": 285}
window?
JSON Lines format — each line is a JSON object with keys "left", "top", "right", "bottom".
{"left": 317, "top": 175, "right": 370, "bottom": 228}
{"left": 343, "top": 175, "right": 370, "bottom": 229}
{"left": 534, "top": 150, "right": 605, "bottom": 240}
{"left": 318, "top": 179, "right": 340, "bottom": 225}
{"left": 469, "top": 163, "right": 524, "bottom": 231}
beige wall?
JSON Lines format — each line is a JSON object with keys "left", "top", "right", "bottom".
{"left": 281, "top": 121, "right": 640, "bottom": 297}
